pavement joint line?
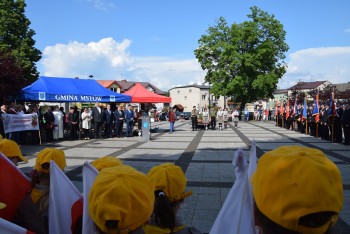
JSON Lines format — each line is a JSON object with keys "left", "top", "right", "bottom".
{"left": 228, "top": 122, "right": 265, "bottom": 158}
{"left": 175, "top": 130, "right": 204, "bottom": 173}
{"left": 249, "top": 122, "right": 350, "bottom": 164}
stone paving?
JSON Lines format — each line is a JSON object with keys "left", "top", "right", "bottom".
{"left": 18, "top": 120, "right": 350, "bottom": 233}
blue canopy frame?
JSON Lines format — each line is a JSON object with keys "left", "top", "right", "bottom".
{"left": 17, "top": 76, "right": 131, "bottom": 103}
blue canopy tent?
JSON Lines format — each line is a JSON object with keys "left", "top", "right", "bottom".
{"left": 17, "top": 76, "right": 131, "bottom": 103}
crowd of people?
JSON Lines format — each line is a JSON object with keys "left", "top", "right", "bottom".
{"left": 0, "top": 102, "right": 149, "bottom": 144}
{"left": 0, "top": 135, "right": 344, "bottom": 233}
{"left": 275, "top": 101, "right": 350, "bottom": 145}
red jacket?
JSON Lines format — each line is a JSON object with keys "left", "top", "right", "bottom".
{"left": 168, "top": 111, "right": 176, "bottom": 123}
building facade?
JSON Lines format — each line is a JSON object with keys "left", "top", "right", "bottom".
{"left": 169, "top": 84, "right": 226, "bottom": 112}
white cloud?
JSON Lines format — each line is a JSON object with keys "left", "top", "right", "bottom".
{"left": 279, "top": 47, "right": 350, "bottom": 89}
{"left": 83, "top": 0, "right": 115, "bottom": 11}
{"left": 40, "top": 38, "right": 206, "bottom": 91}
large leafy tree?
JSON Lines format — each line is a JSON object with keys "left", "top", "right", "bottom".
{"left": 0, "top": 0, "right": 41, "bottom": 101}
{"left": 194, "top": 7, "right": 289, "bottom": 111}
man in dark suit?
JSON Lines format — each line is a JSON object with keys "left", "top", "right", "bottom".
{"left": 91, "top": 102, "right": 103, "bottom": 139}
{"left": 114, "top": 105, "right": 124, "bottom": 138}
{"left": 342, "top": 102, "right": 350, "bottom": 145}
{"left": 125, "top": 104, "right": 134, "bottom": 137}
{"left": 103, "top": 104, "right": 113, "bottom": 138}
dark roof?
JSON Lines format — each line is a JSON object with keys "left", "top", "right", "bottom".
{"left": 173, "top": 104, "right": 184, "bottom": 110}
{"left": 169, "top": 84, "right": 209, "bottom": 91}
{"left": 289, "top": 81, "right": 328, "bottom": 90}
{"left": 116, "top": 80, "right": 164, "bottom": 95}
{"left": 334, "top": 82, "right": 350, "bottom": 92}
{"left": 273, "top": 89, "right": 288, "bottom": 94}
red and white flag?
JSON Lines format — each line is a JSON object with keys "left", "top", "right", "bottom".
{"left": 82, "top": 162, "right": 98, "bottom": 234}
{"left": 210, "top": 140, "right": 258, "bottom": 234}
{"left": 49, "top": 161, "right": 83, "bottom": 234}
{"left": 0, "top": 218, "right": 35, "bottom": 234}
{"left": 0, "top": 153, "right": 31, "bottom": 221}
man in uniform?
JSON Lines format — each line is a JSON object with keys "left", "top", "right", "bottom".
{"left": 342, "top": 102, "right": 350, "bottom": 145}
{"left": 334, "top": 102, "right": 343, "bottom": 143}
{"left": 191, "top": 106, "right": 198, "bottom": 131}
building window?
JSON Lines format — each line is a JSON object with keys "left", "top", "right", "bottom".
{"left": 202, "top": 95, "right": 206, "bottom": 100}
{"left": 177, "top": 90, "right": 180, "bottom": 94}
{"left": 189, "top": 89, "right": 192, "bottom": 93}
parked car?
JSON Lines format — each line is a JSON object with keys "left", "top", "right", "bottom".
{"left": 183, "top": 112, "right": 191, "bottom": 120}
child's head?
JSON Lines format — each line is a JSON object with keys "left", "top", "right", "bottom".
{"left": 251, "top": 146, "right": 343, "bottom": 234}
{"left": 35, "top": 148, "right": 66, "bottom": 174}
{"left": 0, "top": 139, "right": 28, "bottom": 166}
{"left": 91, "top": 156, "right": 123, "bottom": 171}
{"left": 88, "top": 165, "right": 154, "bottom": 233}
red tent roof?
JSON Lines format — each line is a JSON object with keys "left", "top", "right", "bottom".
{"left": 124, "top": 83, "right": 171, "bottom": 103}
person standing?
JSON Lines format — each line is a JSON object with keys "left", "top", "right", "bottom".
{"left": 103, "top": 104, "right": 113, "bottom": 138}
{"left": 91, "top": 102, "right": 103, "bottom": 139}
{"left": 210, "top": 107, "right": 217, "bottom": 130}
{"left": 217, "top": 107, "right": 224, "bottom": 130}
{"left": 202, "top": 107, "right": 210, "bottom": 130}
{"left": 223, "top": 108, "right": 229, "bottom": 128}
{"left": 114, "top": 105, "right": 124, "bottom": 138}
{"left": 342, "top": 102, "right": 350, "bottom": 145}
{"left": 0, "top": 104, "right": 7, "bottom": 138}
{"left": 81, "top": 107, "right": 91, "bottom": 140}
{"left": 68, "top": 107, "right": 79, "bottom": 140}
{"left": 168, "top": 108, "right": 176, "bottom": 133}
{"left": 334, "top": 102, "right": 343, "bottom": 143}
{"left": 125, "top": 104, "right": 134, "bottom": 137}
{"left": 52, "top": 106, "right": 64, "bottom": 141}
{"left": 43, "top": 107, "right": 55, "bottom": 142}
{"left": 191, "top": 106, "right": 198, "bottom": 131}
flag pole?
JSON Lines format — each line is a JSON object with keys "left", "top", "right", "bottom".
{"left": 332, "top": 88, "right": 335, "bottom": 143}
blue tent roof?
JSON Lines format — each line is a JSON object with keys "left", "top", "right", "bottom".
{"left": 17, "top": 76, "right": 131, "bottom": 103}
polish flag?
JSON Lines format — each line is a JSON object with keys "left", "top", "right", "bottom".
{"left": 0, "top": 218, "right": 35, "bottom": 234}
{"left": 49, "top": 161, "right": 83, "bottom": 234}
{"left": 210, "top": 140, "right": 258, "bottom": 234}
{"left": 82, "top": 162, "right": 98, "bottom": 234}
{"left": 0, "top": 153, "right": 31, "bottom": 221}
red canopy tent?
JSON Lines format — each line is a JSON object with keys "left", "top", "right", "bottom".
{"left": 124, "top": 83, "right": 171, "bottom": 103}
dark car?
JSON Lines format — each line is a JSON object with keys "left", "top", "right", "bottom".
{"left": 183, "top": 112, "right": 191, "bottom": 120}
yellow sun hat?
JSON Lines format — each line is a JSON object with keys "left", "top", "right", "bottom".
{"left": 0, "top": 139, "right": 28, "bottom": 163}
{"left": 251, "top": 145, "right": 343, "bottom": 234}
{"left": 35, "top": 148, "right": 66, "bottom": 173}
{"left": 88, "top": 165, "right": 154, "bottom": 233}
{"left": 91, "top": 156, "right": 123, "bottom": 171}
{"left": 147, "top": 163, "right": 192, "bottom": 202}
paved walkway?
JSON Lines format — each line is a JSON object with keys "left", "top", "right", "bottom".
{"left": 18, "top": 120, "right": 350, "bottom": 233}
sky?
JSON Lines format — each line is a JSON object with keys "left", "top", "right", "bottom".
{"left": 24, "top": 0, "right": 350, "bottom": 91}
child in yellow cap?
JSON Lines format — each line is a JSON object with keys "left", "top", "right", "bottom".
{"left": 144, "top": 163, "right": 202, "bottom": 234}
{"left": 14, "top": 148, "right": 66, "bottom": 234}
{"left": 91, "top": 155, "right": 123, "bottom": 171}
{"left": 88, "top": 165, "right": 154, "bottom": 234}
{"left": 251, "top": 146, "right": 343, "bottom": 234}
{"left": 0, "top": 139, "right": 28, "bottom": 166}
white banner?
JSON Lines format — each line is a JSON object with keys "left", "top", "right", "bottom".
{"left": 2, "top": 114, "right": 40, "bottom": 133}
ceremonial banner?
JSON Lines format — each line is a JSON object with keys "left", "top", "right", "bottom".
{"left": 2, "top": 114, "right": 39, "bottom": 133}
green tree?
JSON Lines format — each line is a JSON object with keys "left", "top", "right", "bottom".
{"left": 0, "top": 0, "right": 42, "bottom": 97}
{"left": 194, "top": 7, "right": 289, "bottom": 111}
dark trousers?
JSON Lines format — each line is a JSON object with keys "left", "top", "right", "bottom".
{"left": 334, "top": 120, "right": 342, "bottom": 143}
{"left": 104, "top": 122, "right": 112, "bottom": 138}
{"left": 191, "top": 116, "right": 197, "bottom": 130}
{"left": 70, "top": 123, "right": 78, "bottom": 140}
{"left": 211, "top": 116, "right": 216, "bottom": 130}
{"left": 344, "top": 125, "right": 350, "bottom": 144}
{"left": 94, "top": 121, "right": 102, "bottom": 139}
{"left": 115, "top": 121, "right": 123, "bottom": 137}
{"left": 126, "top": 119, "right": 133, "bottom": 136}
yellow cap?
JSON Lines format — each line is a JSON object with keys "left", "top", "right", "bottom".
{"left": 147, "top": 163, "right": 192, "bottom": 202}
{"left": 35, "top": 148, "right": 66, "bottom": 173}
{"left": 251, "top": 146, "right": 343, "bottom": 234}
{"left": 88, "top": 165, "right": 154, "bottom": 233}
{"left": 91, "top": 156, "right": 123, "bottom": 171}
{"left": 0, "top": 139, "right": 28, "bottom": 163}
{"left": 0, "top": 202, "right": 6, "bottom": 209}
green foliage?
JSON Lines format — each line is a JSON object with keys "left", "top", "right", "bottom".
{"left": 0, "top": 0, "right": 42, "bottom": 89}
{"left": 194, "top": 6, "right": 289, "bottom": 111}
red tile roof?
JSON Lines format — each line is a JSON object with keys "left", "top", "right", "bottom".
{"left": 96, "top": 80, "right": 120, "bottom": 88}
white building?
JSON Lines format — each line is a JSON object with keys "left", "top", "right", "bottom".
{"left": 169, "top": 84, "right": 226, "bottom": 112}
